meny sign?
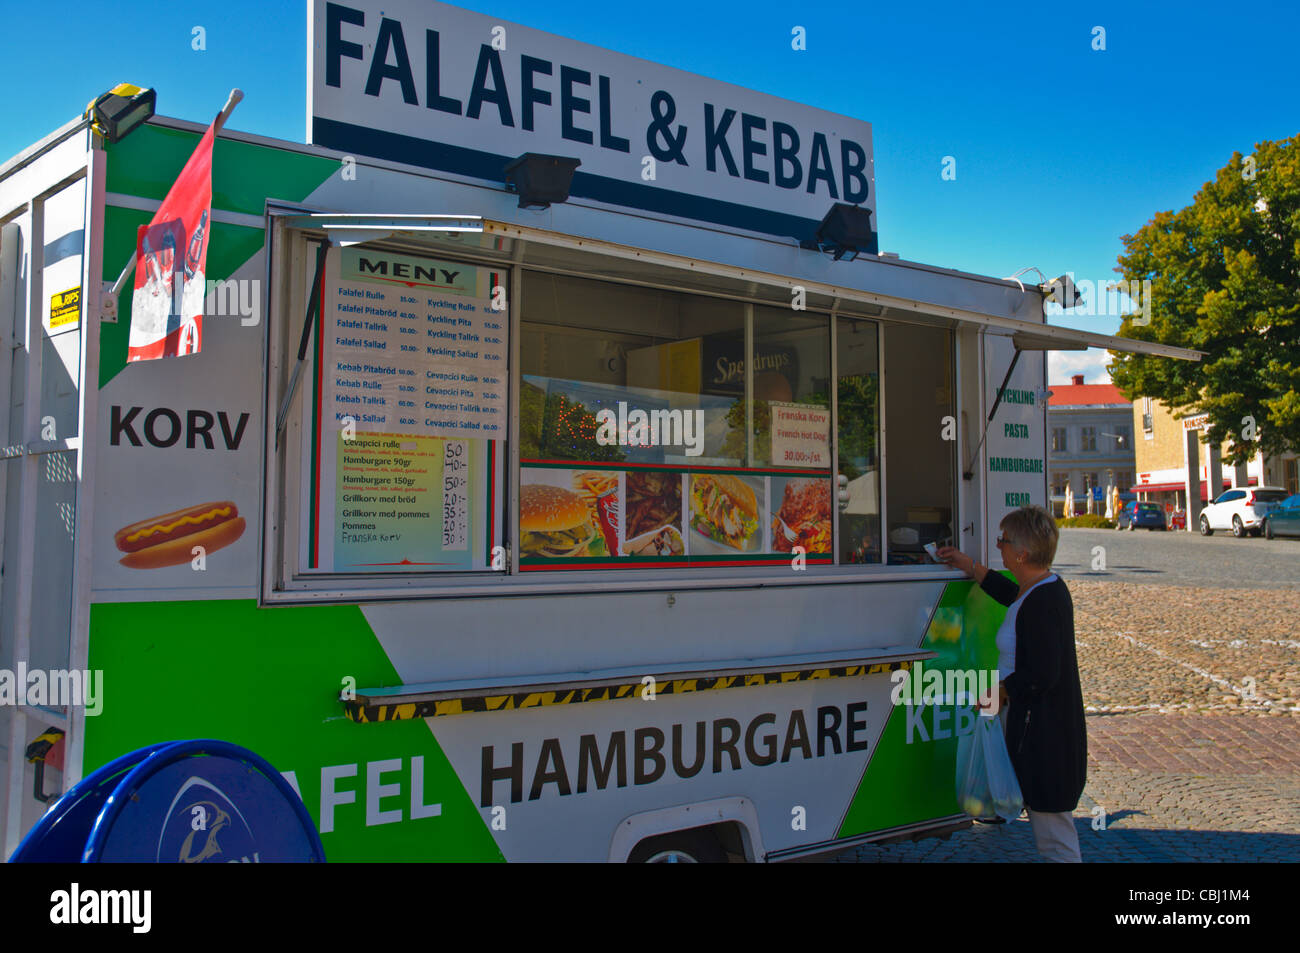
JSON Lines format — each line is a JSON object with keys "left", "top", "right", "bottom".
{"left": 308, "top": 0, "right": 875, "bottom": 243}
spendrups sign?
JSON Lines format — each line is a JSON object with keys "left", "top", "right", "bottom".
{"left": 308, "top": 0, "right": 875, "bottom": 243}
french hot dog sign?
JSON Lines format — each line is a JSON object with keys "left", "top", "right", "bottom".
{"left": 308, "top": 0, "right": 876, "bottom": 244}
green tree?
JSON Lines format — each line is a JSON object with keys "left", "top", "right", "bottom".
{"left": 1108, "top": 135, "right": 1300, "bottom": 464}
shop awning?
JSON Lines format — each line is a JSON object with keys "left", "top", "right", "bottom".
{"left": 1134, "top": 478, "right": 1237, "bottom": 495}
{"left": 274, "top": 212, "right": 1204, "bottom": 363}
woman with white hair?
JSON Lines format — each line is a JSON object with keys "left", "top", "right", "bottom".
{"left": 937, "top": 505, "right": 1086, "bottom": 862}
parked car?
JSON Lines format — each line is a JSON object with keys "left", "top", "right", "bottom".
{"left": 1262, "top": 494, "right": 1300, "bottom": 539}
{"left": 1116, "top": 500, "right": 1167, "bottom": 531}
{"left": 1199, "top": 486, "right": 1290, "bottom": 537}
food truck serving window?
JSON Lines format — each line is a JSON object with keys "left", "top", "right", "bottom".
{"left": 266, "top": 224, "right": 959, "bottom": 600}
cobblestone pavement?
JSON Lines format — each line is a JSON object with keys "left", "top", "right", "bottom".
{"left": 835, "top": 714, "right": 1300, "bottom": 862}
{"left": 1069, "top": 581, "right": 1300, "bottom": 714}
{"left": 832, "top": 577, "right": 1300, "bottom": 863}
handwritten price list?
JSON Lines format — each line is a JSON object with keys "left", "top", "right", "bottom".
{"left": 442, "top": 440, "right": 468, "bottom": 551}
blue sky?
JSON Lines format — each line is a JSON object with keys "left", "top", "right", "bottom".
{"left": 3, "top": 0, "right": 1295, "bottom": 384}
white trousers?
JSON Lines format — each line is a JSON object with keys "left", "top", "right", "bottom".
{"left": 1027, "top": 809, "right": 1082, "bottom": 862}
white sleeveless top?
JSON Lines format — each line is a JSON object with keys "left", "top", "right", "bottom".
{"left": 994, "top": 573, "right": 1058, "bottom": 680}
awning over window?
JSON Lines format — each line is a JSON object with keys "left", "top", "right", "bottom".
{"left": 1133, "top": 478, "right": 1251, "bottom": 497}
{"left": 274, "top": 212, "right": 1204, "bottom": 363}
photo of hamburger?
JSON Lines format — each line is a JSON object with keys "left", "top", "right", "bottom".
{"left": 519, "top": 484, "right": 602, "bottom": 558}
{"left": 689, "top": 474, "right": 759, "bottom": 551}
{"left": 114, "top": 501, "right": 246, "bottom": 569}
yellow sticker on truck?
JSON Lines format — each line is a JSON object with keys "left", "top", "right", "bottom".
{"left": 50, "top": 286, "right": 80, "bottom": 328}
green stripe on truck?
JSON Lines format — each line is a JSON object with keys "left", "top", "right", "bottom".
{"left": 836, "top": 580, "right": 1007, "bottom": 838}
{"left": 85, "top": 600, "right": 503, "bottom": 862}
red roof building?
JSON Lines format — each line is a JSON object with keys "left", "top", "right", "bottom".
{"left": 1047, "top": 374, "right": 1136, "bottom": 515}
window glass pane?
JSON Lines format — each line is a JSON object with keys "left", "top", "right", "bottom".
{"left": 518, "top": 272, "right": 834, "bottom": 568}
{"left": 836, "top": 317, "right": 880, "bottom": 563}
{"left": 748, "top": 306, "right": 831, "bottom": 469}
{"left": 883, "top": 323, "right": 954, "bottom": 564}
{"left": 520, "top": 273, "right": 745, "bottom": 466}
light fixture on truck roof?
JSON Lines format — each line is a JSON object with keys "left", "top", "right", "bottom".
{"left": 84, "top": 83, "right": 155, "bottom": 143}
{"left": 801, "top": 203, "right": 878, "bottom": 261}
{"left": 1041, "top": 273, "right": 1084, "bottom": 309}
{"left": 1004, "top": 267, "right": 1085, "bottom": 310}
{"left": 504, "top": 153, "right": 581, "bottom": 209}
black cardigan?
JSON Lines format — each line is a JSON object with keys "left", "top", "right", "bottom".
{"left": 980, "top": 570, "right": 1087, "bottom": 813}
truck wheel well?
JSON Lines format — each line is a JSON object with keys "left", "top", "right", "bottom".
{"left": 626, "top": 822, "right": 745, "bottom": 863}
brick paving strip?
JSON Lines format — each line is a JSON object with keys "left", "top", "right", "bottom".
{"left": 838, "top": 714, "right": 1300, "bottom": 862}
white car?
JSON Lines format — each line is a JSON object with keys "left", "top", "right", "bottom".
{"left": 1199, "top": 486, "right": 1290, "bottom": 537}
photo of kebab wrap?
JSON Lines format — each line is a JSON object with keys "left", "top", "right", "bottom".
{"left": 624, "top": 524, "right": 684, "bottom": 556}
{"left": 519, "top": 484, "right": 601, "bottom": 557}
{"left": 114, "top": 501, "right": 246, "bottom": 569}
{"left": 772, "top": 478, "right": 833, "bottom": 554}
{"left": 689, "top": 474, "right": 760, "bottom": 551}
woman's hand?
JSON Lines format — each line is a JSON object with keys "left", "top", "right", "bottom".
{"left": 936, "top": 546, "right": 974, "bottom": 576}
{"left": 937, "top": 546, "right": 989, "bottom": 584}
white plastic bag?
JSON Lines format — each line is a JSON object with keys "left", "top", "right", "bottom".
{"left": 956, "top": 714, "right": 1024, "bottom": 822}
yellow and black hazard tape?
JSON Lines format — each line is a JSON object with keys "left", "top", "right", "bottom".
{"left": 342, "top": 659, "right": 915, "bottom": 723}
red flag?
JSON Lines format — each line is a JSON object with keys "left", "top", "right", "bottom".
{"left": 128, "top": 121, "right": 214, "bottom": 361}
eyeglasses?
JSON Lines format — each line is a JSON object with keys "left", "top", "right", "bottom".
{"left": 995, "top": 534, "right": 1012, "bottom": 547}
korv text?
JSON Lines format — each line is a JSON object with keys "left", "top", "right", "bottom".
{"left": 481, "top": 703, "right": 870, "bottom": 805}
{"left": 110, "top": 405, "right": 250, "bottom": 450}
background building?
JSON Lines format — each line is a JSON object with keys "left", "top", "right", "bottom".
{"left": 1047, "top": 375, "right": 1135, "bottom": 516}
{"left": 1131, "top": 396, "right": 1299, "bottom": 527}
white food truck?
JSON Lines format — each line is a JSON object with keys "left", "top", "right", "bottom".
{"left": 0, "top": 0, "right": 1198, "bottom": 861}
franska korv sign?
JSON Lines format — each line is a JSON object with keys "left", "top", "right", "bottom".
{"left": 308, "top": 0, "right": 875, "bottom": 243}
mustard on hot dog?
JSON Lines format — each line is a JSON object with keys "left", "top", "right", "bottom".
{"left": 115, "top": 501, "right": 245, "bottom": 569}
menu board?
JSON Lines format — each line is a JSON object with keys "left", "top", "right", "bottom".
{"left": 302, "top": 246, "right": 504, "bottom": 573}
{"left": 322, "top": 247, "right": 506, "bottom": 439}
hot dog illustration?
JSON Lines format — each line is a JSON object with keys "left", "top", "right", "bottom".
{"left": 114, "top": 501, "right": 246, "bottom": 569}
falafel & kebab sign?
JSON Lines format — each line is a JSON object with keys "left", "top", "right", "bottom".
{"left": 308, "top": 0, "right": 875, "bottom": 243}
